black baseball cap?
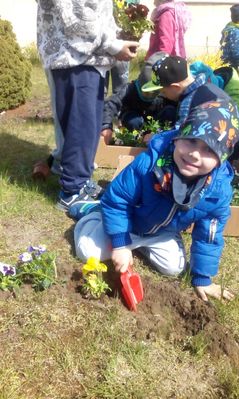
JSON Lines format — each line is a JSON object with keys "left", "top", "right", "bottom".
{"left": 142, "top": 55, "right": 188, "bottom": 92}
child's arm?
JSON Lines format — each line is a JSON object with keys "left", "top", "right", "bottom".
{"left": 101, "top": 150, "right": 152, "bottom": 271}
{"left": 101, "top": 84, "right": 129, "bottom": 132}
{"left": 190, "top": 200, "right": 233, "bottom": 301}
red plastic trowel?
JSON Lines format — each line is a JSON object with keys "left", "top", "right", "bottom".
{"left": 120, "top": 267, "right": 144, "bottom": 311}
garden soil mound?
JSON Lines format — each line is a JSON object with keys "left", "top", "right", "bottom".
{"left": 68, "top": 273, "right": 239, "bottom": 367}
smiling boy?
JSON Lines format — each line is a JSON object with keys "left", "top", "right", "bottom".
{"left": 72, "top": 100, "right": 239, "bottom": 301}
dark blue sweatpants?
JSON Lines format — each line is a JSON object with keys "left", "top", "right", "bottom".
{"left": 52, "top": 65, "right": 104, "bottom": 194}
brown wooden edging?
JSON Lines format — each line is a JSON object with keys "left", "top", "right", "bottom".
{"left": 95, "top": 137, "right": 146, "bottom": 168}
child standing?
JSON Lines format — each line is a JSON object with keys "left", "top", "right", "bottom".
{"left": 71, "top": 100, "right": 239, "bottom": 302}
{"left": 220, "top": 4, "right": 239, "bottom": 69}
{"left": 146, "top": 0, "right": 191, "bottom": 60}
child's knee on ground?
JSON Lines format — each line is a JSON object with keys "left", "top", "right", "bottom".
{"left": 74, "top": 212, "right": 112, "bottom": 261}
{"left": 138, "top": 236, "right": 186, "bottom": 276}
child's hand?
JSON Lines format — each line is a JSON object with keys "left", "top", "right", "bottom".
{"left": 194, "top": 283, "right": 235, "bottom": 302}
{"left": 111, "top": 248, "right": 133, "bottom": 273}
{"left": 101, "top": 128, "right": 113, "bottom": 144}
{"left": 115, "top": 41, "right": 139, "bottom": 61}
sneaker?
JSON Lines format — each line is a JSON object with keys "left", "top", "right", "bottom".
{"left": 68, "top": 201, "right": 101, "bottom": 220}
{"left": 57, "top": 180, "right": 104, "bottom": 211}
{"left": 57, "top": 191, "right": 93, "bottom": 212}
{"left": 84, "top": 179, "right": 104, "bottom": 198}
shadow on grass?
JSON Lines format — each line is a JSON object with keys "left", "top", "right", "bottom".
{"left": 64, "top": 223, "right": 76, "bottom": 256}
{"left": 26, "top": 116, "right": 54, "bottom": 124}
{"left": 0, "top": 132, "right": 59, "bottom": 203}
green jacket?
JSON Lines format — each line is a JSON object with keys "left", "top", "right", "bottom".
{"left": 224, "top": 68, "right": 239, "bottom": 109}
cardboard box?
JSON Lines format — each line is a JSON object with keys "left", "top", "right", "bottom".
{"left": 111, "top": 155, "right": 239, "bottom": 237}
{"left": 224, "top": 206, "right": 239, "bottom": 237}
{"left": 95, "top": 137, "right": 146, "bottom": 168}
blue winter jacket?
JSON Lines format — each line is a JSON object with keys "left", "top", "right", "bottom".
{"left": 220, "top": 22, "right": 239, "bottom": 68}
{"left": 101, "top": 129, "right": 234, "bottom": 287}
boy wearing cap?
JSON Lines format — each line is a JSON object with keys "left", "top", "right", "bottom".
{"left": 220, "top": 4, "right": 239, "bottom": 69}
{"left": 142, "top": 55, "right": 231, "bottom": 129}
{"left": 101, "top": 52, "right": 177, "bottom": 144}
{"left": 72, "top": 100, "right": 239, "bottom": 301}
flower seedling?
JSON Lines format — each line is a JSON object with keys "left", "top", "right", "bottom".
{"left": 114, "top": 1, "right": 153, "bottom": 40}
{"left": 112, "top": 117, "right": 172, "bottom": 147}
{"left": 81, "top": 257, "right": 111, "bottom": 299}
{"left": 0, "top": 245, "right": 57, "bottom": 292}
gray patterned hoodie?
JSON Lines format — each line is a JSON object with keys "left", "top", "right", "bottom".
{"left": 37, "top": 0, "right": 124, "bottom": 74}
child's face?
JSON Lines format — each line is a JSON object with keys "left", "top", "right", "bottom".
{"left": 160, "top": 85, "right": 182, "bottom": 101}
{"left": 173, "top": 138, "right": 219, "bottom": 179}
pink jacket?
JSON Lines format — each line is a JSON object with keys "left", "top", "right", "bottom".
{"left": 146, "top": 1, "right": 191, "bottom": 59}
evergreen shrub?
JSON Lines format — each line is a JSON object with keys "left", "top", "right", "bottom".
{"left": 0, "top": 19, "right": 32, "bottom": 112}
{"left": 22, "top": 42, "right": 41, "bottom": 66}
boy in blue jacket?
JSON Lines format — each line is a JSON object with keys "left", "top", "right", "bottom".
{"left": 71, "top": 100, "right": 239, "bottom": 301}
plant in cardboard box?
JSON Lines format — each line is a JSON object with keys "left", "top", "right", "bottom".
{"left": 111, "top": 116, "right": 172, "bottom": 147}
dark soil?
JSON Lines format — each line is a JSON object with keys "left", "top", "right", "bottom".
{"left": 68, "top": 269, "right": 239, "bottom": 367}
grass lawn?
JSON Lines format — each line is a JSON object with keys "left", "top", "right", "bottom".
{"left": 0, "top": 64, "right": 238, "bottom": 399}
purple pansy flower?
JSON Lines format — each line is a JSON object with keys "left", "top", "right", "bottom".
{"left": 0, "top": 262, "right": 16, "bottom": 276}
{"left": 28, "top": 245, "right": 47, "bottom": 257}
{"left": 19, "top": 252, "right": 33, "bottom": 263}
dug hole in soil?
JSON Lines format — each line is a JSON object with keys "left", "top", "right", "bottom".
{"left": 68, "top": 267, "right": 239, "bottom": 368}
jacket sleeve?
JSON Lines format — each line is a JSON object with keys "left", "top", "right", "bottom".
{"left": 190, "top": 197, "right": 232, "bottom": 287}
{"left": 52, "top": 0, "right": 124, "bottom": 56}
{"left": 100, "top": 151, "right": 151, "bottom": 248}
{"left": 102, "top": 84, "right": 128, "bottom": 130}
{"left": 156, "top": 9, "right": 175, "bottom": 54}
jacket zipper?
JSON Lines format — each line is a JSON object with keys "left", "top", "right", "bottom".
{"left": 146, "top": 204, "right": 178, "bottom": 235}
{"left": 209, "top": 218, "right": 218, "bottom": 243}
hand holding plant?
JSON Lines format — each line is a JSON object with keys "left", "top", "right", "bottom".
{"left": 114, "top": 1, "right": 153, "bottom": 41}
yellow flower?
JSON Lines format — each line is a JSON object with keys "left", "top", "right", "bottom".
{"left": 115, "top": 0, "right": 125, "bottom": 9}
{"left": 87, "top": 274, "right": 98, "bottom": 289}
{"left": 82, "top": 257, "right": 108, "bottom": 275}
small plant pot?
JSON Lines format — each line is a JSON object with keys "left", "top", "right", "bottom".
{"left": 118, "top": 31, "right": 141, "bottom": 41}
{"left": 32, "top": 161, "right": 50, "bottom": 180}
